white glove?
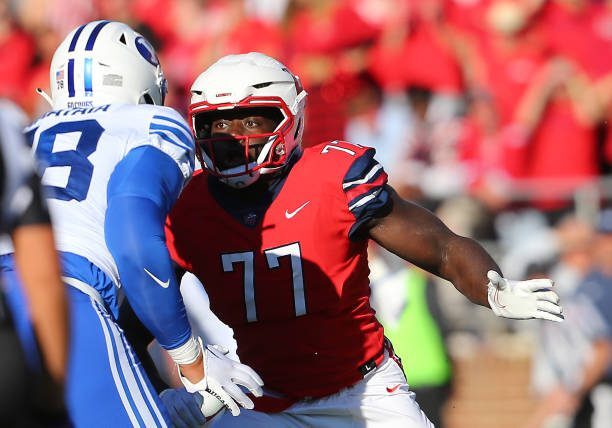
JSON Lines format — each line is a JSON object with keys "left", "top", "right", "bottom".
{"left": 159, "top": 388, "right": 206, "bottom": 428}
{"left": 487, "top": 270, "right": 564, "bottom": 322}
{"left": 179, "top": 340, "right": 264, "bottom": 416}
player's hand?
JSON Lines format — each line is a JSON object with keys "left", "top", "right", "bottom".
{"left": 159, "top": 388, "right": 206, "bottom": 428}
{"left": 487, "top": 270, "right": 564, "bottom": 322}
{"left": 179, "top": 339, "right": 264, "bottom": 416}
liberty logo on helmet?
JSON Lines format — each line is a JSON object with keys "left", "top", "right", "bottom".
{"left": 135, "top": 37, "right": 159, "bottom": 66}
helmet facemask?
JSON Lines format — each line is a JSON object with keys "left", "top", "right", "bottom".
{"left": 191, "top": 100, "right": 293, "bottom": 188}
{"left": 189, "top": 53, "right": 308, "bottom": 187}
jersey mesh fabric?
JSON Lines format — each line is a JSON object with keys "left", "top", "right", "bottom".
{"left": 166, "top": 141, "right": 390, "bottom": 400}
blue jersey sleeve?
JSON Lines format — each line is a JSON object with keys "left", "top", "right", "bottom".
{"left": 105, "top": 146, "right": 192, "bottom": 350}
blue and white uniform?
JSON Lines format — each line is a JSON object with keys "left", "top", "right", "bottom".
{"left": 20, "top": 102, "right": 195, "bottom": 427}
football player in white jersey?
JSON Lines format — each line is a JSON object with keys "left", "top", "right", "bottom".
{"left": 14, "top": 20, "right": 262, "bottom": 427}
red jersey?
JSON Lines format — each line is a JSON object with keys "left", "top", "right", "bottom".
{"left": 166, "top": 141, "right": 389, "bottom": 400}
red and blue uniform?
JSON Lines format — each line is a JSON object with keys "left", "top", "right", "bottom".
{"left": 166, "top": 141, "right": 391, "bottom": 402}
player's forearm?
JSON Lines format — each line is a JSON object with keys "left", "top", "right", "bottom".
{"left": 369, "top": 190, "right": 499, "bottom": 307}
{"left": 106, "top": 195, "right": 194, "bottom": 350}
{"left": 178, "top": 356, "right": 205, "bottom": 384}
{"left": 438, "top": 234, "right": 500, "bottom": 307}
{"left": 106, "top": 148, "right": 195, "bottom": 351}
{"left": 13, "top": 224, "right": 69, "bottom": 384}
{"left": 108, "top": 219, "right": 203, "bottom": 384}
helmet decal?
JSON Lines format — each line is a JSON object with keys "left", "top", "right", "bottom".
{"left": 50, "top": 21, "right": 166, "bottom": 108}
{"left": 84, "top": 20, "right": 111, "bottom": 50}
{"left": 84, "top": 58, "right": 93, "bottom": 95}
{"left": 135, "top": 36, "right": 159, "bottom": 66}
{"left": 55, "top": 68, "right": 65, "bottom": 91}
{"left": 68, "top": 24, "right": 87, "bottom": 52}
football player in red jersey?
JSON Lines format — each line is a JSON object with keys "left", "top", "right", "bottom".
{"left": 165, "top": 52, "right": 564, "bottom": 427}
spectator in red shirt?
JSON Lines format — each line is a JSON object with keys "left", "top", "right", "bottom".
{"left": 285, "top": 0, "right": 380, "bottom": 147}
{"left": 0, "top": 2, "right": 35, "bottom": 108}
{"left": 368, "top": 0, "right": 481, "bottom": 95}
{"left": 537, "top": 0, "right": 612, "bottom": 80}
{"left": 366, "top": 0, "right": 412, "bottom": 92}
{"left": 455, "top": 92, "right": 512, "bottom": 213}
{"left": 476, "top": 0, "right": 549, "bottom": 125}
{"left": 506, "top": 57, "right": 602, "bottom": 218}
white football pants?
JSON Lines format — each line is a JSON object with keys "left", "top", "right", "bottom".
{"left": 209, "top": 353, "right": 434, "bottom": 427}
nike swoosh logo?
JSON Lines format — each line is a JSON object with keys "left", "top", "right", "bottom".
{"left": 285, "top": 201, "right": 310, "bottom": 219}
{"left": 144, "top": 268, "right": 170, "bottom": 288}
{"left": 386, "top": 384, "right": 401, "bottom": 393}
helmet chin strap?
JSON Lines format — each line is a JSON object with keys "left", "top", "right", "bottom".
{"left": 36, "top": 88, "right": 54, "bottom": 107}
{"left": 219, "top": 162, "right": 260, "bottom": 188}
{"left": 221, "top": 173, "right": 259, "bottom": 189}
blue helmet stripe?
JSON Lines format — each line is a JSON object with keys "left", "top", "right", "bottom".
{"left": 85, "top": 20, "right": 110, "bottom": 51}
{"left": 68, "top": 24, "right": 86, "bottom": 52}
{"left": 84, "top": 58, "right": 93, "bottom": 95}
{"left": 67, "top": 59, "right": 75, "bottom": 97}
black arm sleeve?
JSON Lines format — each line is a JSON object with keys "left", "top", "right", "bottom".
{"left": 10, "top": 173, "right": 51, "bottom": 229}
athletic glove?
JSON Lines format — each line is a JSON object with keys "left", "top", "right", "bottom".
{"left": 159, "top": 388, "right": 206, "bottom": 428}
{"left": 179, "top": 340, "right": 264, "bottom": 416}
{"left": 487, "top": 270, "right": 564, "bottom": 322}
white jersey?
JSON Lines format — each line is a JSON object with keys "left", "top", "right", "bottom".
{"left": 25, "top": 103, "right": 195, "bottom": 286}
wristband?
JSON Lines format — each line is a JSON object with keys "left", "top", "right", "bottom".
{"left": 167, "top": 335, "right": 201, "bottom": 365}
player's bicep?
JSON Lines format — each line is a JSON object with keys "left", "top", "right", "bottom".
{"left": 341, "top": 147, "right": 392, "bottom": 240}
{"left": 368, "top": 186, "right": 459, "bottom": 274}
{"left": 105, "top": 187, "right": 193, "bottom": 351}
{"left": 108, "top": 146, "right": 185, "bottom": 213}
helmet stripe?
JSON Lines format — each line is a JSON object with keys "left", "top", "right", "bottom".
{"left": 85, "top": 20, "right": 110, "bottom": 51}
{"left": 67, "top": 59, "right": 75, "bottom": 97}
{"left": 84, "top": 58, "right": 93, "bottom": 95}
{"left": 68, "top": 24, "right": 86, "bottom": 52}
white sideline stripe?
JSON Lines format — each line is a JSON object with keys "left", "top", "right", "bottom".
{"left": 63, "top": 276, "right": 105, "bottom": 307}
{"left": 106, "top": 306, "right": 161, "bottom": 427}
{"left": 92, "top": 300, "right": 140, "bottom": 427}
{"left": 342, "top": 164, "right": 382, "bottom": 189}
{"left": 118, "top": 328, "right": 167, "bottom": 426}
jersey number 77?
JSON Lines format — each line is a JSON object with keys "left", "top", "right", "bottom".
{"left": 222, "top": 242, "right": 306, "bottom": 323}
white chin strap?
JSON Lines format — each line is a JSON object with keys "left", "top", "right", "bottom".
{"left": 216, "top": 137, "right": 278, "bottom": 188}
{"left": 36, "top": 88, "right": 54, "bottom": 107}
{"left": 219, "top": 162, "right": 260, "bottom": 188}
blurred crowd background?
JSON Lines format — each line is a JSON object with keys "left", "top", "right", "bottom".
{"left": 3, "top": 0, "right": 612, "bottom": 426}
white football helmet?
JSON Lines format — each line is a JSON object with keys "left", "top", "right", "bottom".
{"left": 189, "top": 52, "right": 307, "bottom": 188}
{"left": 49, "top": 20, "right": 167, "bottom": 110}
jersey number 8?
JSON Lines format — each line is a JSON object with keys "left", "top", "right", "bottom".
{"left": 33, "top": 119, "right": 103, "bottom": 201}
